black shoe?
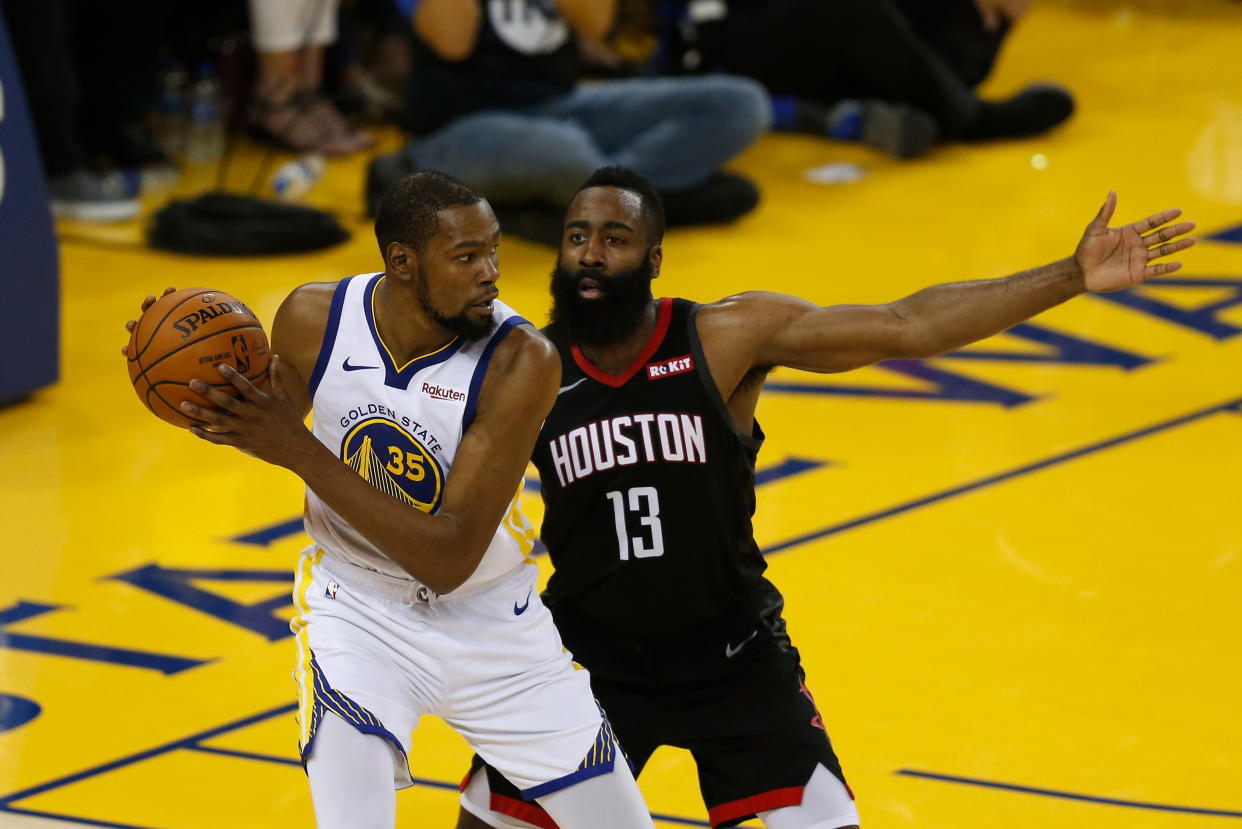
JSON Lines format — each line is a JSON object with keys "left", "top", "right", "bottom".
{"left": 965, "top": 84, "right": 1075, "bottom": 141}
{"left": 365, "top": 147, "right": 419, "bottom": 216}
{"left": 492, "top": 203, "right": 566, "bottom": 248}
{"left": 661, "top": 171, "right": 760, "bottom": 227}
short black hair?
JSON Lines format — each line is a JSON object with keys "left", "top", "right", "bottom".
{"left": 576, "top": 166, "right": 665, "bottom": 244}
{"left": 374, "top": 170, "right": 484, "bottom": 257}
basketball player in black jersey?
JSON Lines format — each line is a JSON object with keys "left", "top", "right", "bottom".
{"left": 457, "top": 167, "right": 1195, "bottom": 829}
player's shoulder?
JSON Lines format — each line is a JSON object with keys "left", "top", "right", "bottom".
{"left": 697, "top": 291, "right": 806, "bottom": 330}
{"left": 277, "top": 280, "right": 343, "bottom": 322}
{"left": 492, "top": 321, "right": 559, "bottom": 376}
{"left": 271, "top": 280, "right": 350, "bottom": 363}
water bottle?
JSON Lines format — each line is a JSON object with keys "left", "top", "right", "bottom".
{"left": 155, "top": 62, "right": 188, "bottom": 161}
{"left": 270, "top": 154, "right": 326, "bottom": 201}
{"left": 185, "top": 62, "right": 225, "bottom": 164}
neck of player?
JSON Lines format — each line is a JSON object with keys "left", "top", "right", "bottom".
{"left": 374, "top": 274, "right": 456, "bottom": 364}
{"left": 577, "top": 297, "right": 662, "bottom": 375}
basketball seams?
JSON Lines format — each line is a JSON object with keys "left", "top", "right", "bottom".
{"left": 130, "top": 288, "right": 213, "bottom": 365}
{"left": 129, "top": 322, "right": 267, "bottom": 388}
{"left": 126, "top": 288, "right": 270, "bottom": 429}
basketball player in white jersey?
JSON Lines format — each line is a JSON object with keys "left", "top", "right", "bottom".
{"left": 124, "top": 171, "right": 655, "bottom": 828}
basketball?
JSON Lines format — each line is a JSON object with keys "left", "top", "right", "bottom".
{"left": 126, "top": 287, "right": 270, "bottom": 428}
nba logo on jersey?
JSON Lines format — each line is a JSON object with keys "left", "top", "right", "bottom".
{"left": 325, "top": 581, "right": 340, "bottom": 599}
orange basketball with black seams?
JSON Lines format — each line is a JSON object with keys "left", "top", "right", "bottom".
{"left": 126, "top": 287, "right": 270, "bottom": 428}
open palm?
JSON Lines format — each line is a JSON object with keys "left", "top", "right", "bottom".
{"left": 1075, "top": 191, "right": 1196, "bottom": 293}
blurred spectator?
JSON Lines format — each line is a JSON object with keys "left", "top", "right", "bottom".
{"left": 246, "top": 0, "right": 373, "bottom": 155}
{"left": 327, "top": 0, "right": 410, "bottom": 124}
{"left": 2, "top": 0, "right": 140, "bottom": 221}
{"left": 368, "top": 0, "right": 771, "bottom": 241}
{"left": 664, "top": 0, "right": 1072, "bottom": 152}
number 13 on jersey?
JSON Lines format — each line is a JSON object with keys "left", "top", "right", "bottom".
{"left": 605, "top": 487, "right": 665, "bottom": 560}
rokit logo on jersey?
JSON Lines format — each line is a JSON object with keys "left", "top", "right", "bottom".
{"left": 547, "top": 413, "right": 706, "bottom": 487}
{"left": 339, "top": 414, "right": 446, "bottom": 512}
{"left": 647, "top": 354, "right": 694, "bottom": 380}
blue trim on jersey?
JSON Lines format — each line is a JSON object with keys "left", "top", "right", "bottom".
{"left": 519, "top": 714, "right": 620, "bottom": 801}
{"left": 363, "top": 274, "right": 466, "bottom": 390}
{"left": 461, "top": 315, "right": 529, "bottom": 433}
{"left": 299, "top": 651, "right": 408, "bottom": 774}
{"left": 307, "top": 277, "right": 354, "bottom": 399}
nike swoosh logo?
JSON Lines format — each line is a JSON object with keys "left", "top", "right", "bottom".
{"left": 557, "top": 377, "right": 587, "bottom": 395}
{"left": 342, "top": 357, "right": 379, "bottom": 372}
{"left": 725, "top": 630, "right": 758, "bottom": 658}
{"left": 514, "top": 589, "right": 532, "bottom": 616}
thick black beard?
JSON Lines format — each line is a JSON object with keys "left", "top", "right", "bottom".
{"left": 549, "top": 257, "right": 655, "bottom": 346}
{"left": 417, "top": 280, "right": 496, "bottom": 342}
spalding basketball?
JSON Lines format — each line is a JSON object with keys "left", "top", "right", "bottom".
{"left": 126, "top": 287, "right": 270, "bottom": 428}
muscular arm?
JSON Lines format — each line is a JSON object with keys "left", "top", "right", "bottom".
{"left": 698, "top": 194, "right": 1194, "bottom": 403}
{"left": 186, "top": 324, "right": 560, "bottom": 595}
{"left": 269, "top": 282, "right": 334, "bottom": 418}
{"left": 412, "top": 0, "right": 483, "bottom": 61}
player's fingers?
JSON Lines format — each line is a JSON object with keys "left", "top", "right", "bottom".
{"left": 188, "top": 425, "right": 239, "bottom": 446}
{"left": 217, "top": 363, "right": 266, "bottom": 403}
{"left": 125, "top": 319, "right": 137, "bottom": 332}
{"left": 188, "top": 379, "right": 246, "bottom": 412}
{"left": 269, "top": 355, "right": 288, "bottom": 399}
{"left": 1146, "top": 237, "right": 1196, "bottom": 261}
{"left": 180, "top": 399, "right": 233, "bottom": 427}
{"left": 1142, "top": 220, "right": 1195, "bottom": 245}
{"left": 1146, "top": 261, "right": 1183, "bottom": 278}
{"left": 1131, "top": 208, "right": 1181, "bottom": 235}
{"left": 1091, "top": 190, "right": 1117, "bottom": 228}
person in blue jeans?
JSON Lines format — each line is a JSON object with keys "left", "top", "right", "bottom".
{"left": 367, "top": 0, "right": 771, "bottom": 242}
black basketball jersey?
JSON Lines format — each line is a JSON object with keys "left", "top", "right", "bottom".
{"left": 535, "top": 298, "right": 771, "bottom": 637}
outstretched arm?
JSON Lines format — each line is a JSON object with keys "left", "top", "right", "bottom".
{"left": 700, "top": 193, "right": 1195, "bottom": 393}
{"left": 183, "top": 328, "right": 560, "bottom": 594}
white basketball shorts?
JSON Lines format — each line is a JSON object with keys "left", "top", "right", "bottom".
{"left": 289, "top": 546, "right": 617, "bottom": 796}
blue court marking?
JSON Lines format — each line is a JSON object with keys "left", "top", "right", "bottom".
{"left": 0, "top": 806, "right": 159, "bottom": 828}
{"left": 897, "top": 769, "right": 1242, "bottom": 818}
{"left": 764, "top": 394, "right": 1242, "bottom": 555}
{"left": 1207, "top": 222, "right": 1242, "bottom": 244}
{"left": 185, "top": 744, "right": 302, "bottom": 767}
{"left": 0, "top": 703, "right": 298, "bottom": 808}
{"left": 0, "top": 702, "right": 716, "bottom": 827}
{"left": 230, "top": 517, "right": 303, "bottom": 547}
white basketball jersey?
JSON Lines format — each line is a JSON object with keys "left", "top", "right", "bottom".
{"left": 303, "top": 272, "right": 536, "bottom": 593}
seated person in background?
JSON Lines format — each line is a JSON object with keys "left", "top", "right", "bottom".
{"left": 661, "top": 0, "right": 1071, "bottom": 158}
{"left": 247, "top": 0, "right": 373, "bottom": 155}
{"left": 367, "top": 0, "right": 771, "bottom": 243}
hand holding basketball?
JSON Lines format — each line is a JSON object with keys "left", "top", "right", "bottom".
{"left": 124, "top": 287, "right": 270, "bottom": 428}
{"left": 181, "top": 356, "right": 325, "bottom": 474}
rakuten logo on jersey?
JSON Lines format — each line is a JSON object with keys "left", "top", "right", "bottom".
{"left": 422, "top": 382, "right": 465, "bottom": 402}
{"left": 547, "top": 413, "right": 707, "bottom": 486}
{"left": 647, "top": 354, "right": 694, "bottom": 380}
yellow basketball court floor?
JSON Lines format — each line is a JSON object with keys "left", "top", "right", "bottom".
{"left": 2, "top": 1, "right": 1240, "bottom": 826}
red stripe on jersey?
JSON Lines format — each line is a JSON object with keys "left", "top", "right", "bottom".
{"left": 571, "top": 297, "right": 673, "bottom": 388}
{"left": 489, "top": 793, "right": 560, "bottom": 829}
{"left": 708, "top": 786, "right": 805, "bottom": 827}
